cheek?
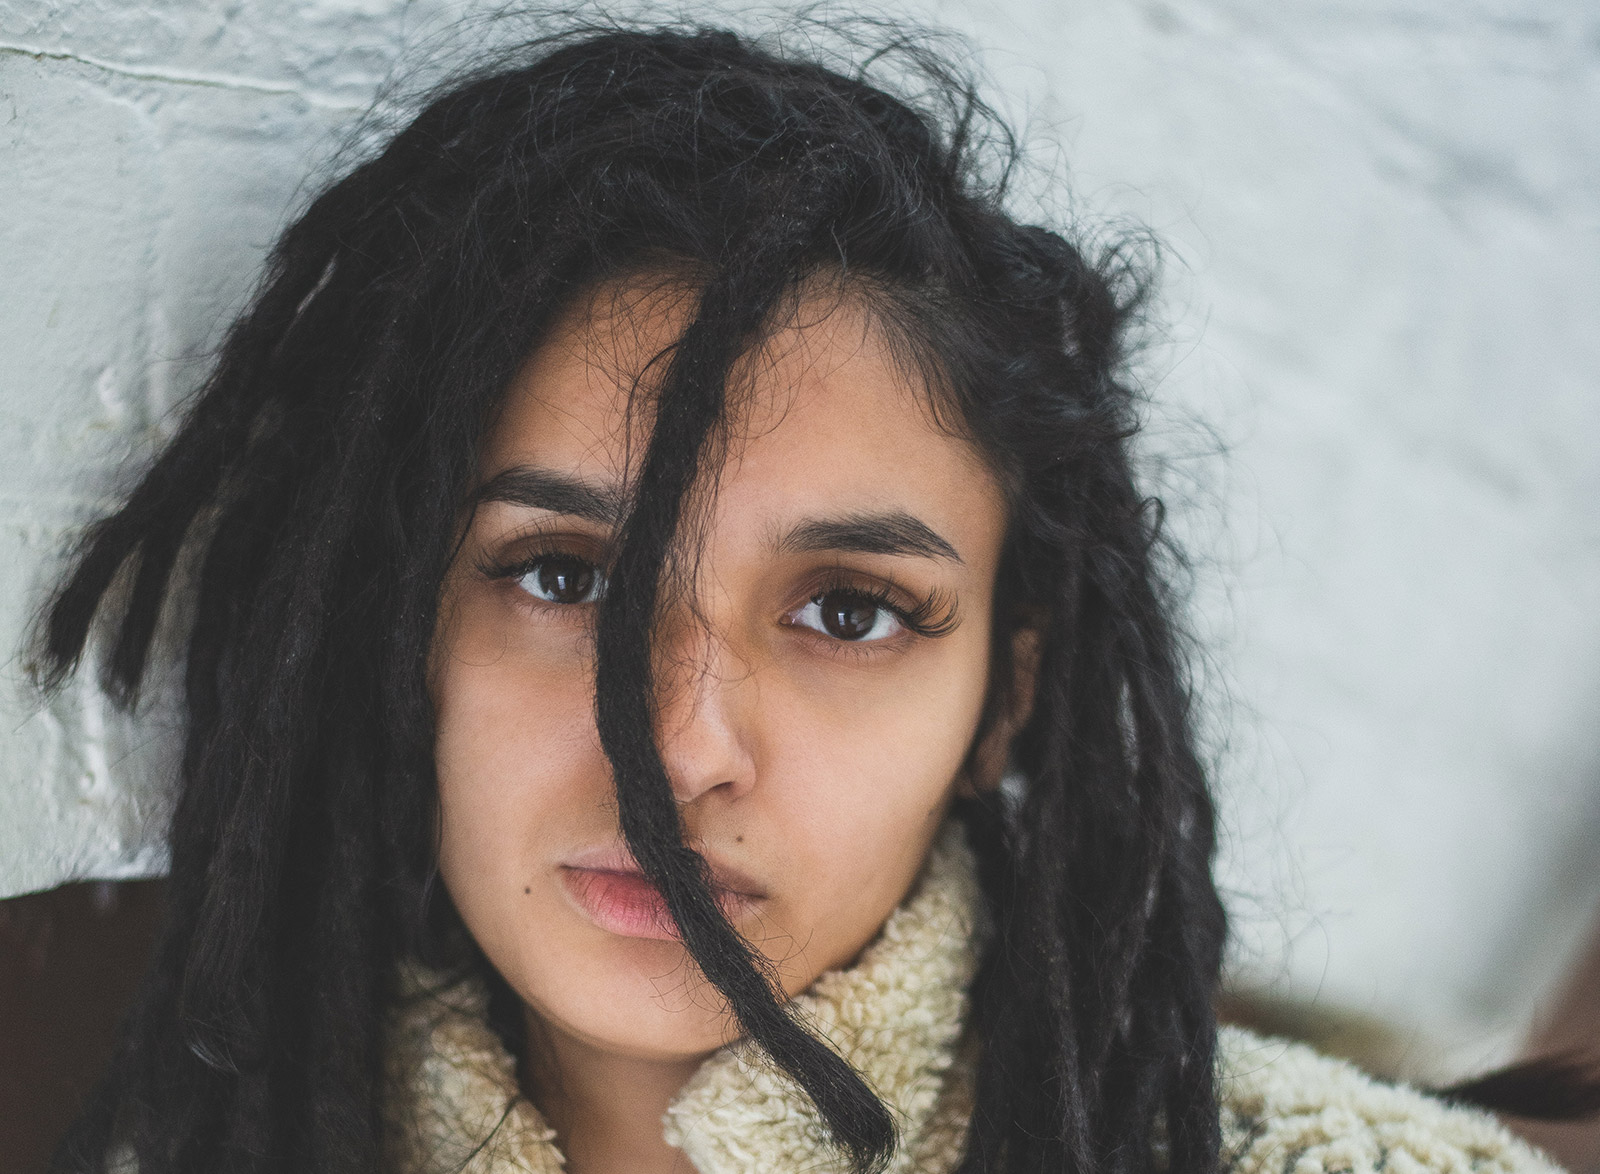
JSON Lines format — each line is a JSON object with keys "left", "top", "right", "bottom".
{"left": 430, "top": 591, "right": 604, "bottom": 957}
{"left": 434, "top": 585, "right": 601, "bottom": 789}
{"left": 756, "top": 626, "right": 992, "bottom": 983}
{"left": 431, "top": 592, "right": 744, "bottom": 1059}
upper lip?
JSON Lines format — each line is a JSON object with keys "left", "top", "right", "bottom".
{"left": 562, "top": 843, "right": 768, "bottom": 899}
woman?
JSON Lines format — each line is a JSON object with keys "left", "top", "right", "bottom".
{"left": 35, "top": 20, "right": 1570, "bottom": 1174}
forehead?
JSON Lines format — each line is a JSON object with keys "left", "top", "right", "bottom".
{"left": 483, "top": 278, "right": 1005, "bottom": 557}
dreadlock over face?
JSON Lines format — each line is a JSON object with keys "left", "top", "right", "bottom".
{"left": 41, "top": 21, "right": 1226, "bottom": 1174}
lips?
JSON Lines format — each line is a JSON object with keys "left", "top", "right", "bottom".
{"left": 559, "top": 847, "right": 765, "bottom": 942}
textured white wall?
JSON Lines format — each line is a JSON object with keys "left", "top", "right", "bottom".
{"left": 2, "top": 0, "right": 1596, "bottom": 1071}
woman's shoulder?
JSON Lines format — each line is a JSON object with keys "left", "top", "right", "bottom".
{"left": 1217, "top": 1026, "right": 1563, "bottom": 1174}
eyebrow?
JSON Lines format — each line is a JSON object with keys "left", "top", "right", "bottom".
{"left": 473, "top": 466, "right": 625, "bottom": 525}
{"left": 778, "top": 511, "right": 963, "bottom": 564}
{"left": 474, "top": 472, "right": 962, "bottom": 565}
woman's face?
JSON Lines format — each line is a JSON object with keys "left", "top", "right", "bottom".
{"left": 432, "top": 280, "right": 1011, "bottom": 1064}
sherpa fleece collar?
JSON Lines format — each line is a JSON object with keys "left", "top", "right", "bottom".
{"left": 384, "top": 824, "right": 1561, "bottom": 1174}
{"left": 386, "top": 823, "right": 982, "bottom": 1174}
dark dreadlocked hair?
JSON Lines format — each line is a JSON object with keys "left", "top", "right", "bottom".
{"left": 37, "top": 18, "right": 1231, "bottom": 1174}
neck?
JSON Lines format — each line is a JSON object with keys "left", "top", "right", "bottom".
{"left": 525, "top": 1011, "right": 708, "bottom": 1174}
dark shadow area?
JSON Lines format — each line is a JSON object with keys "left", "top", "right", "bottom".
{"left": 0, "top": 879, "right": 168, "bottom": 1174}
{"left": 1507, "top": 904, "right": 1600, "bottom": 1174}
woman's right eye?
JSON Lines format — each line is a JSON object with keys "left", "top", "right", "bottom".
{"left": 516, "top": 554, "right": 606, "bottom": 605}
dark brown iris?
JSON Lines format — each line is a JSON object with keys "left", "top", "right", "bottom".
{"left": 533, "top": 556, "right": 598, "bottom": 604}
{"left": 817, "top": 590, "right": 880, "bottom": 640}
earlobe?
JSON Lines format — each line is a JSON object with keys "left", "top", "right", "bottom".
{"left": 959, "top": 625, "right": 1042, "bottom": 797}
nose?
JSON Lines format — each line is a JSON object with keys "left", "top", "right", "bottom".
{"left": 652, "top": 620, "right": 758, "bottom": 806}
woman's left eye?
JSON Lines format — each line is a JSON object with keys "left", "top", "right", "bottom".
{"left": 516, "top": 554, "right": 606, "bottom": 605}
{"left": 788, "top": 589, "right": 904, "bottom": 642}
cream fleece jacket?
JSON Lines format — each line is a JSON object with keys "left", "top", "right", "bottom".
{"left": 386, "top": 827, "right": 1562, "bottom": 1174}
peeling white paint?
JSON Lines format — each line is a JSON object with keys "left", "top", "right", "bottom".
{"left": 1, "top": 0, "right": 1595, "bottom": 1074}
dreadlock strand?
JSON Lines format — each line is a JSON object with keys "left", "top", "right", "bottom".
{"left": 594, "top": 247, "right": 898, "bottom": 1171}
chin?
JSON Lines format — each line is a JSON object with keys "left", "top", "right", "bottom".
{"left": 515, "top": 936, "right": 743, "bottom": 1060}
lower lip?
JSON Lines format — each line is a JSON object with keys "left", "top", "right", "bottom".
{"left": 561, "top": 868, "right": 755, "bottom": 941}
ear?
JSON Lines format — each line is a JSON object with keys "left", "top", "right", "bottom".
{"left": 958, "top": 624, "right": 1041, "bottom": 798}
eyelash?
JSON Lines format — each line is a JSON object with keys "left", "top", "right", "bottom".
{"left": 793, "top": 569, "right": 959, "bottom": 641}
{"left": 476, "top": 538, "right": 606, "bottom": 598}
{"left": 477, "top": 543, "right": 958, "bottom": 643}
